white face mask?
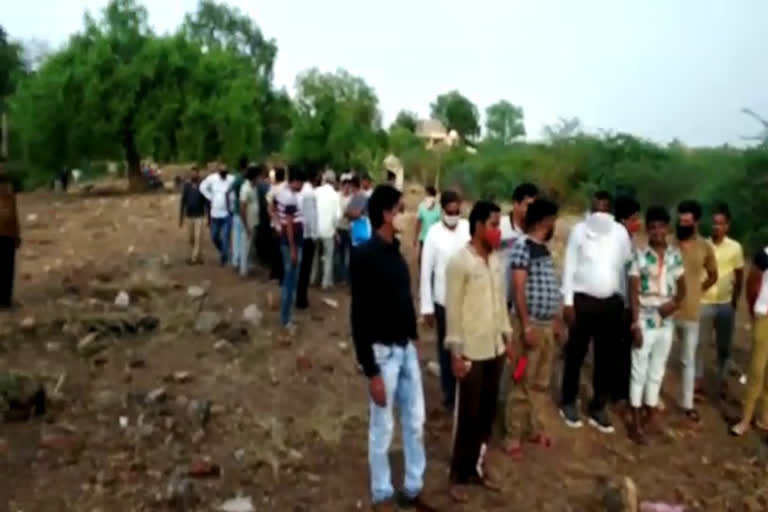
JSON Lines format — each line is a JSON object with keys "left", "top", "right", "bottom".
{"left": 443, "top": 213, "right": 459, "bottom": 228}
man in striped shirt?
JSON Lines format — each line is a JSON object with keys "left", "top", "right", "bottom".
{"left": 276, "top": 166, "right": 305, "bottom": 328}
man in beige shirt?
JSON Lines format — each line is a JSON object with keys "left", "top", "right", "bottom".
{"left": 445, "top": 200, "right": 512, "bottom": 503}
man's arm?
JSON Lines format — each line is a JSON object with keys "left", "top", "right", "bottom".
{"left": 747, "top": 250, "right": 768, "bottom": 315}
{"left": 512, "top": 269, "right": 530, "bottom": 328}
{"left": 350, "top": 247, "right": 378, "bottom": 377}
{"left": 444, "top": 254, "right": 467, "bottom": 356}
{"left": 702, "top": 243, "right": 718, "bottom": 292}
{"left": 732, "top": 243, "right": 745, "bottom": 308}
{"left": 419, "top": 229, "right": 437, "bottom": 316}
{"left": 198, "top": 175, "right": 213, "bottom": 202}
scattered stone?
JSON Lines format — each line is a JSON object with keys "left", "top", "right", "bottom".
{"left": 186, "top": 399, "right": 211, "bottom": 426}
{"left": 77, "top": 332, "right": 107, "bottom": 357}
{"left": 214, "top": 339, "right": 235, "bottom": 353}
{"left": 194, "top": 311, "right": 222, "bottom": 334}
{"left": 187, "top": 286, "right": 206, "bottom": 299}
{"left": 600, "top": 475, "right": 637, "bottom": 512}
{"left": 337, "top": 341, "right": 349, "bottom": 352}
{"left": 187, "top": 460, "right": 221, "bottom": 478}
{"left": 306, "top": 473, "right": 321, "bottom": 483}
{"left": 191, "top": 429, "right": 205, "bottom": 445}
{"left": 146, "top": 388, "right": 167, "bottom": 404}
{"left": 166, "top": 477, "right": 197, "bottom": 509}
{"left": 114, "top": 291, "right": 130, "bottom": 308}
{"left": 288, "top": 449, "right": 303, "bottom": 461}
{"left": 20, "top": 316, "right": 36, "bottom": 330}
{"left": 119, "top": 416, "right": 129, "bottom": 428}
{"left": 92, "top": 389, "right": 122, "bottom": 410}
{"left": 321, "top": 297, "right": 339, "bottom": 309}
{"left": 164, "top": 417, "right": 175, "bottom": 430}
{"left": 26, "top": 213, "right": 38, "bottom": 223}
{"left": 242, "top": 304, "right": 263, "bottom": 327}
{"left": 233, "top": 449, "right": 246, "bottom": 463}
{"left": 218, "top": 496, "right": 255, "bottom": 512}
{"left": 45, "top": 342, "right": 62, "bottom": 353}
{"left": 172, "top": 371, "right": 193, "bottom": 383}
{"left": 426, "top": 361, "right": 441, "bottom": 378}
{"left": 175, "top": 395, "right": 189, "bottom": 409}
{"left": 137, "top": 423, "right": 155, "bottom": 440}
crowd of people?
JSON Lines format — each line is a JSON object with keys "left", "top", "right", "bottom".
{"left": 5, "top": 154, "right": 768, "bottom": 509}
{"left": 349, "top": 180, "right": 768, "bottom": 511}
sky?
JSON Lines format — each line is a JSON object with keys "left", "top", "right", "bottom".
{"left": 5, "top": 0, "right": 768, "bottom": 146}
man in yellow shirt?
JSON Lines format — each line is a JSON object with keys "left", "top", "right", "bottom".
{"left": 700, "top": 202, "right": 744, "bottom": 396}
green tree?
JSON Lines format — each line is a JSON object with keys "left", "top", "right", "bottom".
{"left": 392, "top": 110, "right": 418, "bottom": 132}
{"left": 484, "top": 100, "right": 525, "bottom": 144}
{"left": 286, "top": 68, "right": 383, "bottom": 170}
{"left": 430, "top": 90, "right": 479, "bottom": 140}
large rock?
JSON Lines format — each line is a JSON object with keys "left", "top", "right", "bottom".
{"left": 242, "top": 304, "right": 262, "bottom": 327}
{"left": 0, "top": 372, "right": 46, "bottom": 421}
{"left": 194, "top": 311, "right": 223, "bottom": 334}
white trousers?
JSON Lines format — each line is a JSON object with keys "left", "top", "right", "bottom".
{"left": 630, "top": 324, "right": 674, "bottom": 408}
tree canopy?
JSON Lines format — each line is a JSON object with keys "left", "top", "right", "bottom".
{"left": 430, "top": 90, "right": 480, "bottom": 140}
{"left": 484, "top": 100, "right": 525, "bottom": 144}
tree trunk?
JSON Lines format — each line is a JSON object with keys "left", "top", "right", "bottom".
{"left": 123, "top": 129, "right": 145, "bottom": 192}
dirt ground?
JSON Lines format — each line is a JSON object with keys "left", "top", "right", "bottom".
{"left": 1, "top": 183, "right": 768, "bottom": 511}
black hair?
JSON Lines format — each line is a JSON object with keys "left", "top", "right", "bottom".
{"left": 238, "top": 156, "right": 248, "bottom": 170}
{"left": 677, "top": 199, "right": 702, "bottom": 221}
{"left": 712, "top": 201, "right": 731, "bottom": 222}
{"left": 425, "top": 185, "right": 437, "bottom": 196}
{"left": 645, "top": 205, "right": 671, "bottom": 226}
{"left": 594, "top": 189, "right": 613, "bottom": 204}
{"left": 274, "top": 166, "right": 286, "bottom": 182}
{"left": 512, "top": 183, "right": 538, "bottom": 203}
{"left": 369, "top": 185, "right": 402, "bottom": 229}
{"left": 288, "top": 164, "right": 305, "bottom": 183}
{"left": 469, "top": 200, "right": 501, "bottom": 236}
{"left": 614, "top": 195, "right": 641, "bottom": 222}
{"left": 440, "top": 189, "right": 461, "bottom": 210}
{"left": 245, "top": 165, "right": 259, "bottom": 180}
{"left": 350, "top": 175, "right": 361, "bottom": 188}
{"left": 524, "top": 198, "right": 559, "bottom": 230}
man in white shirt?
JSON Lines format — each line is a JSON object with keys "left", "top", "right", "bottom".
{"left": 500, "top": 183, "right": 538, "bottom": 306}
{"left": 199, "top": 163, "right": 235, "bottom": 266}
{"left": 312, "top": 170, "right": 340, "bottom": 290}
{"left": 296, "top": 169, "right": 319, "bottom": 310}
{"left": 419, "top": 190, "right": 470, "bottom": 410}
{"left": 559, "top": 191, "right": 632, "bottom": 433}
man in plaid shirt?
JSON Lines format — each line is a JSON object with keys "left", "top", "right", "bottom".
{"left": 501, "top": 198, "right": 563, "bottom": 457}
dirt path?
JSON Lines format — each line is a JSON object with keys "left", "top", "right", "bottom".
{"left": 0, "top": 189, "right": 766, "bottom": 511}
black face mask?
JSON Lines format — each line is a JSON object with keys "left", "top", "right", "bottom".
{"left": 676, "top": 224, "right": 695, "bottom": 241}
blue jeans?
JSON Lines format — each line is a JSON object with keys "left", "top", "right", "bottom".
{"left": 231, "top": 216, "right": 244, "bottom": 267}
{"left": 279, "top": 242, "right": 302, "bottom": 326}
{"left": 369, "top": 342, "right": 426, "bottom": 504}
{"left": 210, "top": 216, "right": 232, "bottom": 265}
{"left": 698, "top": 303, "right": 735, "bottom": 381}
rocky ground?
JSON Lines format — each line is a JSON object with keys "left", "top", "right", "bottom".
{"left": 1, "top": 183, "right": 768, "bottom": 511}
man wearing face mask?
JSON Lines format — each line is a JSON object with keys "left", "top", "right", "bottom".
{"left": 673, "top": 200, "right": 717, "bottom": 424}
{"left": 419, "top": 189, "right": 470, "bottom": 411}
{"left": 350, "top": 185, "right": 435, "bottom": 512}
{"left": 414, "top": 186, "right": 442, "bottom": 267}
{"left": 501, "top": 183, "right": 538, "bottom": 306}
{"left": 502, "top": 198, "right": 563, "bottom": 457}
{"left": 199, "top": 163, "right": 235, "bottom": 266}
{"left": 611, "top": 196, "right": 642, "bottom": 411}
{"left": 445, "top": 200, "right": 512, "bottom": 503}
{"left": 559, "top": 190, "right": 632, "bottom": 433}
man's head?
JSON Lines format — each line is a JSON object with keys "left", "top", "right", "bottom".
{"left": 591, "top": 190, "right": 613, "bottom": 213}
{"left": 190, "top": 165, "right": 200, "bottom": 182}
{"left": 615, "top": 195, "right": 641, "bottom": 235}
{"left": 440, "top": 189, "right": 461, "bottom": 229}
{"left": 274, "top": 166, "right": 286, "bottom": 184}
{"left": 288, "top": 165, "right": 304, "bottom": 192}
{"left": 322, "top": 170, "right": 337, "bottom": 186}
{"left": 469, "top": 200, "right": 502, "bottom": 251}
{"left": 361, "top": 172, "right": 373, "bottom": 190}
{"left": 369, "top": 185, "right": 403, "bottom": 232}
{"left": 645, "top": 205, "right": 671, "bottom": 247}
{"left": 238, "top": 156, "right": 248, "bottom": 172}
{"left": 711, "top": 201, "right": 731, "bottom": 241}
{"left": 524, "top": 198, "right": 559, "bottom": 242}
{"left": 217, "top": 162, "right": 228, "bottom": 177}
{"left": 245, "top": 164, "right": 259, "bottom": 184}
{"left": 350, "top": 175, "right": 361, "bottom": 192}
{"left": 511, "top": 183, "right": 538, "bottom": 223}
{"left": 676, "top": 199, "right": 701, "bottom": 241}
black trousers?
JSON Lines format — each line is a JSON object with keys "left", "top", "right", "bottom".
{"left": 610, "top": 307, "right": 633, "bottom": 403}
{"left": 295, "top": 238, "right": 316, "bottom": 309}
{"left": 269, "top": 229, "right": 284, "bottom": 283}
{"left": 560, "top": 293, "right": 623, "bottom": 412}
{"left": 450, "top": 355, "right": 504, "bottom": 484}
{"left": 434, "top": 304, "right": 455, "bottom": 409}
{"left": 0, "top": 237, "right": 16, "bottom": 308}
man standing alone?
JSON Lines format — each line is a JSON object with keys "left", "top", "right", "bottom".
{"left": 419, "top": 189, "right": 470, "bottom": 410}
{"left": 674, "top": 200, "right": 717, "bottom": 422}
{"left": 445, "top": 200, "right": 511, "bottom": 502}
{"left": 350, "top": 185, "right": 434, "bottom": 512}
{"left": 560, "top": 191, "right": 632, "bottom": 433}
{"left": 700, "top": 202, "right": 743, "bottom": 397}
{"left": 0, "top": 157, "right": 20, "bottom": 309}
{"left": 199, "top": 163, "right": 234, "bottom": 266}
{"left": 179, "top": 166, "right": 207, "bottom": 264}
